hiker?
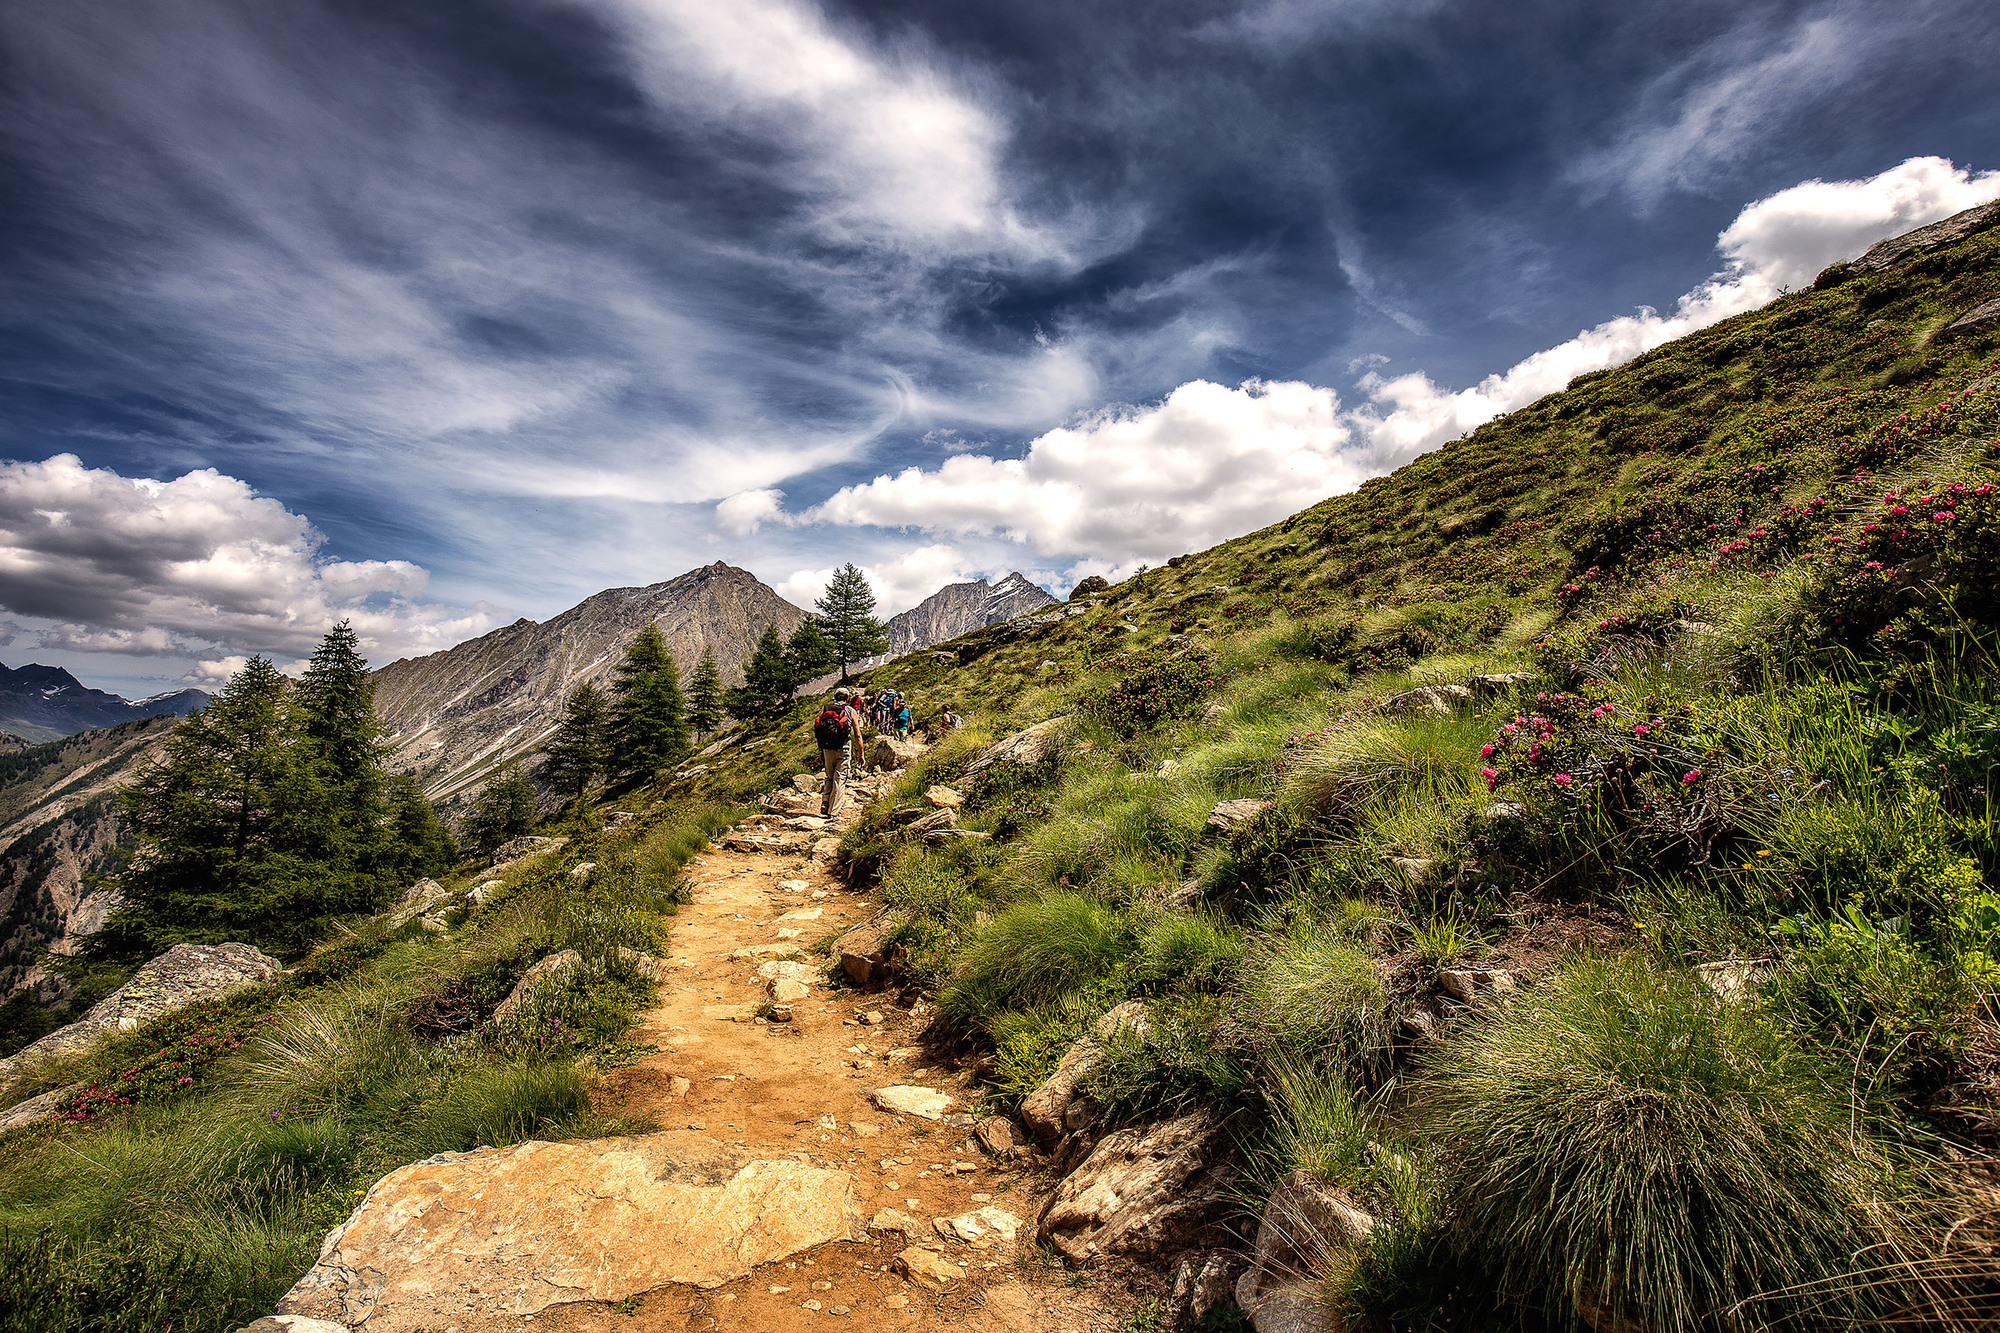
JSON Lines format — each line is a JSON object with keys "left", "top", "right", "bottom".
{"left": 936, "top": 705, "right": 961, "bottom": 737}
{"left": 815, "top": 686, "right": 865, "bottom": 817}
{"left": 895, "top": 698, "right": 913, "bottom": 739}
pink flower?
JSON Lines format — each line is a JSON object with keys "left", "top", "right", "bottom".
{"left": 1479, "top": 743, "right": 1496, "bottom": 759}
{"left": 1481, "top": 767, "right": 1499, "bottom": 790}
{"left": 1682, "top": 770, "right": 1701, "bottom": 785}
{"left": 1933, "top": 511, "right": 1954, "bottom": 524}
{"left": 1552, "top": 773, "right": 1574, "bottom": 786}
{"left": 1633, "top": 724, "right": 1650, "bottom": 736}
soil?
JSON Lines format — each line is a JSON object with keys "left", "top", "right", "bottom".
{"left": 459, "top": 788, "right": 1130, "bottom": 1333}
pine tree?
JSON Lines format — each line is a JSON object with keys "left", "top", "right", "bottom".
{"left": 296, "top": 619, "right": 389, "bottom": 869}
{"left": 726, "top": 624, "right": 794, "bottom": 721}
{"left": 383, "top": 773, "right": 457, "bottom": 880}
{"left": 685, "top": 650, "right": 723, "bottom": 736}
{"left": 466, "top": 763, "right": 537, "bottom": 854}
{"left": 815, "top": 563, "right": 889, "bottom": 679}
{"left": 784, "top": 619, "right": 837, "bottom": 690}
{"left": 608, "top": 624, "right": 690, "bottom": 778}
{"left": 96, "top": 656, "right": 357, "bottom": 958}
{"left": 542, "top": 681, "right": 610, "bottom": 798}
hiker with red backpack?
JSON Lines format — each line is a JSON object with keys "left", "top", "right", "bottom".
{"left": 814, "top": 686, "right": 865, "bottom": 817}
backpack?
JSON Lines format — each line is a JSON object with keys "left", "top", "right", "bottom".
{"left": 813, "top": 705, "right": 852, "bottom": 751}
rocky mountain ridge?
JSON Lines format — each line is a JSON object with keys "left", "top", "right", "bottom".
{"left": 882, "top": 572, "right": 1056, "bottom": 657}
{"left": 372, "top": 561, "right": 807, "bottom": 801}
{"left": 0, "top": 663, "right": 207, "bottom": 743}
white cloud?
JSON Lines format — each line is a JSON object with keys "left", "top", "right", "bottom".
{"left": 583, "top": 0, "right": 1036, "bottom": 254}
{"left": 776, "top": 542, "right": 984, "bottom": 618}
{"left": 0, "top": 455, "right": 495, "bottom": 665}
{"left": 714, "top": 488, "right": 791, "bottom": 538}
{"left": 768, "top": 156, "right": 2000, "bottom": 574}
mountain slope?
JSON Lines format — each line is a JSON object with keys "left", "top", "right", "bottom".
{"left": 882, "top": 572, "right": 1056, "bottom": 656}
{"left": 0, "top": 664, "right": 206, "bottom": 743}
{"left": 372, "top": 561, "right": 805, "bottom": 800}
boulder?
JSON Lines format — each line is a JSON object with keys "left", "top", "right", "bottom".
{"left": 491, "top": 949, "right": 580, "bottom": 1023}
{"left": 489, "top": 835, "right": 566, "bottom": 869}
{"left": 906, "top": 808, "right": 957, "bottom": 836}
{"left": 871, "top": 1086, "right": 954, "bottom": 1120}
{"left": 569, "top": 861, "right": 596, "bottom": 879}
{"left": 1467, "top": 671, "right": 1535, "bottom": 697}
{"left": 1036, "top": 1111, "right": 1230, "bottom": 1263}
{"left": 869, "top": 735, "right": 926, "bottom": 772}
{"left": 1693, "top": 958, "right": 1766, "bottom": 1004}
{"left": 1234, "top": 1171, "right": 1376, "bottom": 1333}
{"left": 974, "top": 1116, "right": 1023, "bottom": 1158}
{"left": 465, "top": 879, "right": 504, "bottom": 906}
{"left": 239, "top": 1318, "right": 354, "bottom": 1333}
{"left": 723, "top": 831, "right": 812, "bottom": 855}
{"left": 933, "top": 1205, "right": 1022, "bottom": 1247}
{"left": 605, "top": 810, "right": 639, "bottom": 829}
{"left": 0, "top": 942, "right": 283, "bottom": 1083}
{"left": 924, "top": 785, "right": 964, "bottom": 809}
{"left": 384, "top": 878, "right": 450, "bottom": 928}
{"left": 1020, "top": 1001, "right": 1149, "bottom": 1142}
{"left": 1070, "top": 575, "right": 1110, "bottom": 599}
{"left": 790, "top": 773, "right": 823, "bottom": 793}
{"left": 892, "top": 1246, "right": 964, "bottom": 1290}
{"left": 964, "top": 716, "right": 1070, "bottom": 777}
{"left": 1436, "top": 968, "right": 1515, "bottom": 1004}
{"left": 274, "top": 1138, "right": 866, "bottom": 1324}
{"left": 1204, "top": 799, "right": 1268, "bottom": 837}
{"left": 1382, "top": 684, "right": 1472, "bottom": 714}
{"left": 835, "top": 920, "right": 897, "bottom": 988}
{"left": 1171, "top": 1253, "right": 1246, "bottom": 1327}
{"left": 0, "top": 1086, "right": 74, "bottom": 1134}
{"left": 866, "top": 1207, "right": 928, "bottom": 1242}
{"left": 1852, "top": 200, "right": 2000, "bottom": 274}
{"left": 770, "top": 790, "right": 819, "bottom": 815}
{"left": 1939, "top": 297, "right": 2000, "bottom": 344}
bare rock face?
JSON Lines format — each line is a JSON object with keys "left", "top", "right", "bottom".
{"left": 1036, "top": 1111, "right": 1230, "bottom": 1263}
{"left": 275, "top": 1136, "right": 866, "bottom": 1325}
{"left": 488, "top": 835, "right": 566, "bottom": 869}
{"left": 1851, "top": 201, "right": 2000, "bottom": 274}
{"left": 965, "top": 716, "right": 1069, "bottom": 777}
{"left": 1204, "top": 799, "right": 1268, "bottom": 836}
{"left": 0, "top": 941, "right": 282, "bottom": 1083}
{"left": 1940, "top": 296, "right": 2000, "bottom": 344}
{"left": 1020, "top": 1000, "right": 1148, "bottom": 1142}
{"left": 882, "top": 573, "right": 1057, "bottom": 657}
{"left": 871, "top": 1085, "right": 955, "bottom": 1119}
{"left": 372, "top": 562, "right": 807, "bottom": 801}
{"left": 869, "top": 735, "right": 926, "bottom": 771}
{"left": 1235, "top": 1171, "right": 1376, "bottom": 1333}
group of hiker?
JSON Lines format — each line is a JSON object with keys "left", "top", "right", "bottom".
{"left": 813, "top": 685, "right": 962, "bottom": 817}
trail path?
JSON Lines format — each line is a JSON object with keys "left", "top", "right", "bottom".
{"left": 284, "top": 773, "right": 1124, "bottom": 1333}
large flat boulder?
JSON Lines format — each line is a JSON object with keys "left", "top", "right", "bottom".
{"left": 0, "top": 941, "right": 282, "bottom": 1083}
{"left": 965, "top": 716, "right": 1068, "bottom": 777}
{"left": 275, "top": 1136, "right": 866, "bottom": 1326}
{"left": 1036, "top": 1111, "right": 1230, "bottom": 1263}
{"left": 869, "top": 735, "right": 927, "bottom": 772}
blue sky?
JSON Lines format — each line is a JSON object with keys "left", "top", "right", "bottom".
{"left": 0, "top": 0, "right": 1996, "bottom": 693}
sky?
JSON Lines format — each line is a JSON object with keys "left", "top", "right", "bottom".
{"left": 1, "top": 0, "right": 1996, "bottom": 695}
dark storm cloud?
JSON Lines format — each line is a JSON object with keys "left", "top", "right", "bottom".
{"left": 0, "top": 0, "right": 1994, "bottom": 685}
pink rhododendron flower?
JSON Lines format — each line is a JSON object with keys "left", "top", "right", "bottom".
{"left": 1682, "top": 770, "right": 1701, "bottom": 785}
{"left": 1552, "top": 773, "right": 1573, "bottom": 786}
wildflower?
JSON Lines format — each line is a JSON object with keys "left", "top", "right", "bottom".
{"left": 1481, "top": 767, "right": 1499, "bottom": 790}
{"left": 1552, "top": 773, "right": 1574, "bottom": 786}
{"left": 1479, "top": 744, "right": 1496, "bottom": 759}
{"left": 1682, "top": 770, "right": 1701, "bottom": 785}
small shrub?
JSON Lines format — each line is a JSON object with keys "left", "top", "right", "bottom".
{"left": 1079, "top": 649, "right": 1221, "bottom": 735}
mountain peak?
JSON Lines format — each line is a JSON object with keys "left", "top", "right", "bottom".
{"left": 885, "top": 573, "right": 1056, "bottom": 656}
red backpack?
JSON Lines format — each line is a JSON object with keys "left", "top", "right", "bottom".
{"left": 813, "top": 704, "right": 852, "bottom": 751}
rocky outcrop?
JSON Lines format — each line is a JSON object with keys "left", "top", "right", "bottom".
{"left": 964, "top": 716, "right": 1069, "bottom": 777}
{"left": 0, "top": 942, "right": 282, "bottom": 1084}
{"left": 1851, "top": 201, "right": 2000, "bottom": 274}
{"left": 868, "top": 735, "right": 926, "bottom": 771}
{"left": 1205, "top": 799, "right": 1268, "bottom": 836}
{"left": 1036, "top": 1111, "right": 1231, "bottom": 1263}
{"left": 1939, "top": 296, "right": 2000, "bottom": 344}
{"left": 1235, "top": 1172, "right": 1376, "bottom": 1333}
{"left": 372, "top": 562, "right": 806, "bottom": 801}
{"left": 488, "top": 834, "right": 565, "bottom": 869}
{"left": 834, "top": 919, "right": 898, "bottom": 988}
{"left": 882, "top": 573, "right": 1056, "bottom": 657}
{"left": 274, "top": 1136, "right": 868, "bottom": 1325}
{"left": 1020, "top": 1000, "right": 1148, "bottom": 1143}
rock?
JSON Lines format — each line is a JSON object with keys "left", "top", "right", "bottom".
{"left": 1070, "top": 575, "right": 1110, "bottom": 599}
{"left": 723, "top": 831, "right": 813, "bottom": 854}
{"left": 274, "top": 1139, "right": 866, "bottom": 1324}
{"left": 835, "top": 920, "right": 897, "bottom": 988}
{"left": 491, "top": 949, "right": 581, "bottom": 1023}
{"left": 1387, "top": 855, "right": 1432, "bottom": 884}
{"left": 964, "top": 716, "right": 1070, "bottom": 777}
{"left": 0, "top": 941, "right": 283, "bottom": 1083}
{"left": 1693, "top": 958, "right": 1766, "bottom": 1004}
{"left": 1398, "top": 1009, "right": 1441, "bottom": 1041}
{"left": 892, "top": 1246, "right": 964, "bottom": 1290}
{"left": 869, "top": 735, "right": 926, "bottom": 772}
{"left": 1939, "top": 296, "right": 2000, "bottom": 344}
{"left": 1481, "top": 799, "right": 1528, "bottom": 823}
{"left": 758, "top": 959, "right": 819, "bottom": 983}
{"left": 1164, "top": 878, "right": 1203, "bottom": 909}
{"left": 929, "top": 650, "right": 959, "bottom": 665}
{"left": 465, "top": 879, "right": 504, "bottom": 906}
{"left": 1382, "top": 684, "right": 1472, "bottom": 714}
{"left": 1036, "top": 1111, "right": 1229, "bottom": 1263}
{"left": 790, "top": 773, "right": 822, "bottom": 793}
{"left": 906, "top": 808, "right": 957, "bottom": 836}
{"left": 605, "top": 810, "right": 638, "bottom": 829}
{"left": 770, "top": 791, "right": 819, "bottom": 815}
{"left": 867, "top": 1207, "right": 928, "bottom": 1241}
{"left": 781, "top": 815, "right": 829, "bottom": 832}
{"left": 1020, "top": 1001, "right": 1149, "bottom": 1142}
{"left": 771, "top": 979, "right": 811, "bottom": 1003}
{"left": 1171, "top": 1253, "right": 1245, "bottom": 1326}
{"left": 1155, "top": 758, "right": 1180, "bottom": 779}
{"left": 489, "top": 835, "right": 566, "bottom": 868}
{"left": 1852, "top": 201, "right": 2000, "bottom": 274}
{"left": 1204, "top": 799, "right": 1268, "bottom": 837}
{"left": 384, "top": 878, "right": 452, "bottom": 928}
{"left": 924, "top": 785, "right": 964, "bottom": 809}
{"left": 569, "top": 861, "right": 596, "bottom": 879}
{"left": 1436, "top": 968, "right": 1515, "bottom": 1003}
{"left": 871, "top": 1086, "right": 954, "bottom": 1120}
{"left": 767, "top": 1005, "right": 794, "bottom": 1023}
{"left": 239, "top": 1318, "right": 355, "bottom": 1333}
{"left": 0, "top": 1086, "right": 74, "bottom": 1134}
{"left": 933, "top": 1205, "right": 1022, "bottom": 1247}
{"left": 729, "top": 944, "right": 800, "bottom": 961}
{"left": 1467, "top": 671, "right": 1535, "bottom": 697}
{"left": 1234, "top": 1171, "right": 1376, "bottom": 1333}
{"left": 974, "top": 1116, "right": 1023, "bottom": 1157}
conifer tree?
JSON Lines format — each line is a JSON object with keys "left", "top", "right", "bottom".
{"left": 784, "top": 619, "right": 837, "bottom": 690}
{"left": 466, "top": 763, "right": 537, "bottom": 854}
{"left": 296, "top": 619, "right": 389, "bottom": 864}
{"left": 815, "top": 563, "right": 888, "bottom": 680}
{"left": 384, "top": 773, "right": 457, "bottom": 880}
{"left": 96, "top": 656, "right": 356, "bottom": 958}
{"left": 608, "top": 624, "right": 690, "bottom": 777}
{"left": 685, "top": 650, "right": 723, "bottom": 736}
{"left": 542, "top": 681, "right": 610, "bottom": 798}
{"left": 726, "top": 624, "right": 794, "bottom": 721}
